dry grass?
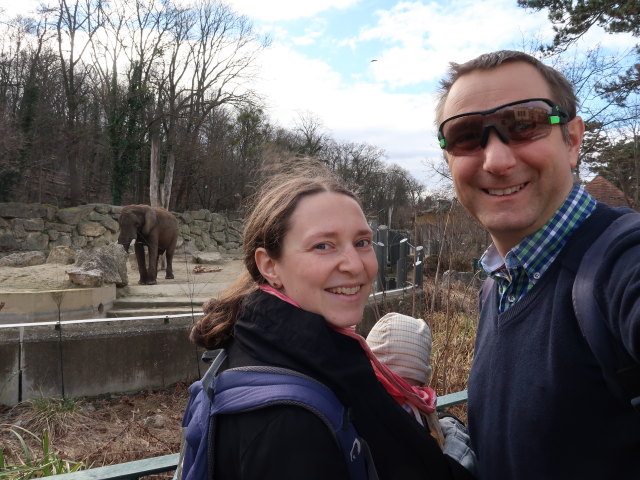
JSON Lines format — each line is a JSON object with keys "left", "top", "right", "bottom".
{"left": 1, "top": 383, "right": 189, "bottom": 477}
{"left": 424, "top": 278, "right": 479, "bottom": 422}
{"left": 8, "top": 397, "right": 88, "bottom": 438}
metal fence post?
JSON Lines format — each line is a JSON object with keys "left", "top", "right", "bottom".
{"left": 397, "top": 238, "right": 408, "bottom": 288}
{"left": 375, "top": 225, "right": 388, "bottom": 292}
{"left": 414, "top": 245, "right": 424, "bottom": 288}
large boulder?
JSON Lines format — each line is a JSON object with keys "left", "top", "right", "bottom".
{"left": 56, "top": 205, "right": 96, "bottom": 225}
{"left": 12, "top": 218, "right": 45, "bottom": 232}
{"left": 78, "top": 221, "right": 106, "bottom": 237}
{"left": 89, "top": 211, "right": 119, "bottom": 232}
{"left": 23, "top": 232, "right": 49, "bottom": 251}
{"left": 192, "top": 251, "right": 223, "bottom": 265}
{"left": 67, "top": 242, "right": 129, "bottom": 287}
{"left": 0, "top": 232, "right": 19, "bottom": 251}
{"left": 50, "top": 235, "right": 72, "bottom": 248}
{"left": 0, "top": 251, "right": 47, "bottom": 267}
{"left": 209, "top": 213, "right": 227, "bottom": 233}
{"left": 46, "top": 246, "right": 76, "bottom": 265}
{"left": 65, "top": 269, "right": 104, "bottom": 287}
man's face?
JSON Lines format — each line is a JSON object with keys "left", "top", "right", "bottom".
{"left": 441, "top": 61, "right": 584, "bottom": 255}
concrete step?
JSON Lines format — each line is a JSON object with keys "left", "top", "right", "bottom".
{"left": 112, "top": 296, "right": 210, "bottom": 309}
{"left": 119, "top": 283, "right": 228, "bottom": 298}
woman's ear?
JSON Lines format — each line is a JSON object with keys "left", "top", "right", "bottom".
{"left": 255, "top": 248, "right": 281, "bottom": 287}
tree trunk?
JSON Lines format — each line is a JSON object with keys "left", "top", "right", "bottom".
{"left": 68, "top": 133, "right": 82, "bottom": 205}
{"left": 160, "top": 149, "right": 175, "bottom": 209}
{"left": 149, "top": 134, "right": 160, "bottom": 207}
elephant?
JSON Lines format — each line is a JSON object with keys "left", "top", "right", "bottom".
{"left": 117, "top": 205, "right": 179, "bottom": 285}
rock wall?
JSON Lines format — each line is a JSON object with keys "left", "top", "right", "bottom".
{"left": 0, "top": 203, "right": 243, "bottom": 261}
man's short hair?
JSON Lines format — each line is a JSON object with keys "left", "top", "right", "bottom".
{"left": 435, "top": 50, "right": 578, "bottom": 145}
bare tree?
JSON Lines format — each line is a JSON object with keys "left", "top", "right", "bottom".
{"left": 0, "top": 14, "right": 56, "bottom": 202}
{"left": 293, "top": 110, "right": 330, "bottom": 156}
{"left": 149, "top": 0, "right": 267, "bottom": 209}
{"left": 55, "top": 0, "right": 104, "bottom": 205}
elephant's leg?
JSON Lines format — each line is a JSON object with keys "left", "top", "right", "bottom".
{"left": 157, "top": 249, "right": 168, "bottom": 277}
{"left": 134, "top": 243, "right": 148, "bottom": 284}
{"left": 165, "top": 248, "right": 174, "bottom": 279}
{"left": 147, "top": 244, "right": 159, "bottom": 285}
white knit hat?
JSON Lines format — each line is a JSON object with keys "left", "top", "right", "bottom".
{"left": 366, "top": 312, "right": 433, "bottom": 386}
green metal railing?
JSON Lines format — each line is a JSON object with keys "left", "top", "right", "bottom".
{"left": 45, "top": 454, "right": 180, "bottom": 480}
{"left": 46, "top": 390, "right": 468, "bottom": 480}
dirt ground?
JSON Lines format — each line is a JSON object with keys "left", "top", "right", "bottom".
{"left": 0, "top": 262, "right": 78, "bottom": 292}
{"left": 0, "top": 251, "right": 242, "bottom": 292}
{"left": 1, "top": 383, "right": 189, "bottom": 476}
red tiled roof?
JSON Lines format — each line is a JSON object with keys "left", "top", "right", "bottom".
{"left": 584, "top": 176, "right": 630, "bottom": 207}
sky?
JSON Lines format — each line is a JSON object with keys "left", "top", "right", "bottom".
{"left": 1, "top": 0, "right": 637, "bottom": 192}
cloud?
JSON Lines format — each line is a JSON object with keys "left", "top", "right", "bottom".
{"left": 291, "top": 18, "right": 328, "bottom": 46}
{"left": 227, "top": 0, "right": 360, "bottom": 22}
{"left": 354, "top": 0, "right": 554, "bottom": 87}
{"left": 0, "top": 0, "right": 41, "bottom": 17}
{"left": 253, "top": 39, "right": 439, "bottom": 184}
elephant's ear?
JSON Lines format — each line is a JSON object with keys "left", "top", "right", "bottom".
{"left": 142, "top": 207, "right": 158, "bottom": 236}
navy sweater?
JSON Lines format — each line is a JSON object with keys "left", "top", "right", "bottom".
{"left": 468, "top": 204, "right": 640, "bottom": 479}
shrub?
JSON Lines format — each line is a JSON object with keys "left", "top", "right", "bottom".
{"left": 0, "top": 425, "right": 85, "bottom": 479}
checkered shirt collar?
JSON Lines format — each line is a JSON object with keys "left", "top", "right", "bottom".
{"left": 481, "top": 183, "right": 596, "bottom": 279}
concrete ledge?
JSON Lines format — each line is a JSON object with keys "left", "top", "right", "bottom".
{"left": 0, "top": 316, "right": 201, "bottom": 406}
{"left": 0, "top": 285, "right": 116, "bottom": 323}
{"left": 0, "top": 287, "right": 424, "bottom": 406}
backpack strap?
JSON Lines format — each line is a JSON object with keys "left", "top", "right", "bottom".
{"left": 208, "top": 366, "right": 376, "bottom": 480}
{"left": 179, "top": 349, "right": 228, "bottom": 480}
{"left": 572, "top": 212, "right": 640, "bottom": 413}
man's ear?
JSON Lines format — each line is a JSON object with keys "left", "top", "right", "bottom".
{"left": 255, "top": 248, "right": 280, "bottom": 286}
{"left": 566, "top": 116, "right": 585, "bottom": 168}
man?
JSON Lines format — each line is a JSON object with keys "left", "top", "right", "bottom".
{"left": 435, "top": 50, "right": 640, "bottom": 479}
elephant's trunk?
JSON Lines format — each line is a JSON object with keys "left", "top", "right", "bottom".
{"left": 118, "top": 238, "right": 133, "bottom": 253}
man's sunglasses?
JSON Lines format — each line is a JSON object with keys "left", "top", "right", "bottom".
{"left": 437, "top": 98, "right": 571, "bottom": 156}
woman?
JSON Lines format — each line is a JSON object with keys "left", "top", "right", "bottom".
{"left": 189, "top": 164, "right": 473, "bottom": 479}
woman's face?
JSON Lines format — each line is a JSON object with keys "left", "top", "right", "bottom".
{"left": 258, "top": 191, "right": 378, "bottom": 328}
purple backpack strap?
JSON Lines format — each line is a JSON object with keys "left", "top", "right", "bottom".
{"left": 180, "top": 352, "right": 376, "bottom": 480}
{"left": 180, "top": 349, "right": 228, "bottom": 480}
{"left": 209, "top": 367, "right": 373, "bottom": 480}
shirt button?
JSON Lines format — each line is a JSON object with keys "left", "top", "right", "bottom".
{"left": 508, "top": 295, "right": 516, "bottom": 303}
{"left": 533, "top": 272, "right": 541, "bottom": 280}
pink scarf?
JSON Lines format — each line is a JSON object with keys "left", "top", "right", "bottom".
{"left": 259, "top": 285, "right": 437, "bottom": 414}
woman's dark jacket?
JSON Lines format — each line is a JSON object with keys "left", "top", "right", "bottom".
{"left": 213, "top": 290, "right": 473, "bottom": 480}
